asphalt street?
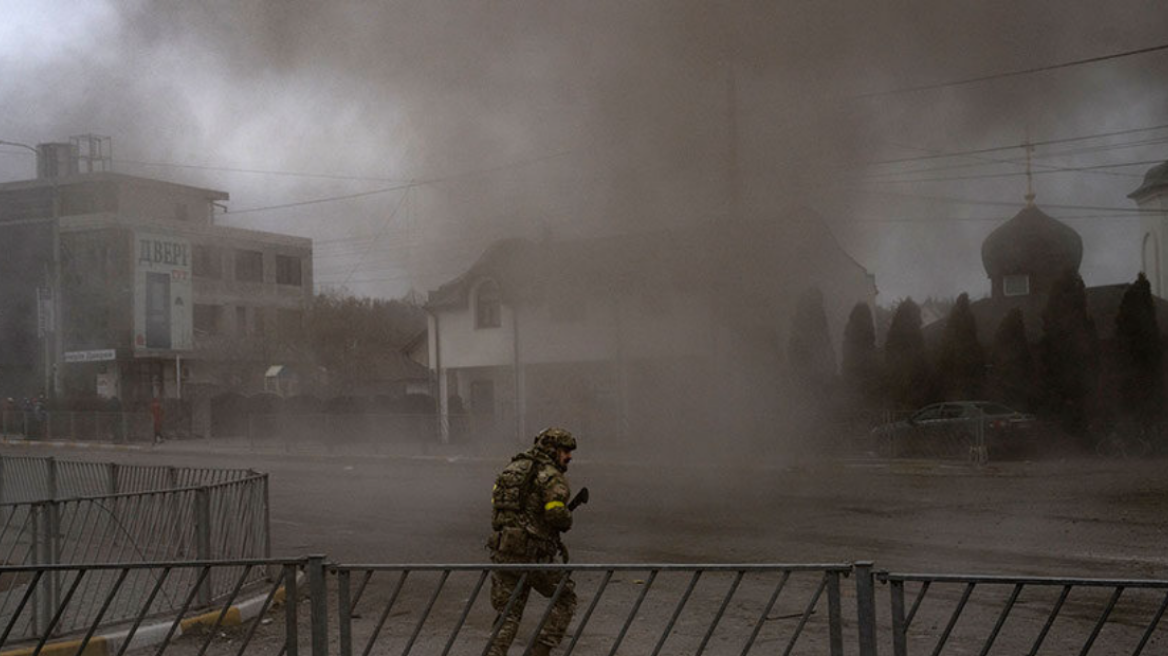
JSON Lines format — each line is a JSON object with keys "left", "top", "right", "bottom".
{"left": 7, "top": 439, "right": 1168, "bottom": 578}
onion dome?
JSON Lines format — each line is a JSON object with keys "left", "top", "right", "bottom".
{"left": 1128, "top": 161, "right": 1168, "bottom": 202}
{"left": 981, "top": 204, "right": 1082, "bottom": 280}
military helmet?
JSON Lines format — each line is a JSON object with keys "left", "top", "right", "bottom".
{"left": 535, "top": 427, "right": 577, "bottom": 451}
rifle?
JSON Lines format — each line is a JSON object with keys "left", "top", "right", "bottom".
{"left": 568, "top": 486, "right": 589, "bottom": 511}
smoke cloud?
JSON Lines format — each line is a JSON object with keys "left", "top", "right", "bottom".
{"left": 1, "top": 0, "right": 1166, "bottom": 301}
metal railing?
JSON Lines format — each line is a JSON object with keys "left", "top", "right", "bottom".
{"left": 880, "top": 571, "right": 1168, "bottom": 655}
{"left": 4, "top": 560, "right": 1168, "bottom": 655}
{"left": 0, "top": 479, "right": 270, "bottom": 637}
{"left": 0, "top": 410, "right": 161, "bottom": 443}
{"left": 0, "top": 456, "right": 270, "bottom": 641}
{"left": 331, "top": 562, "right": 862, "bottom": 656}
{"left": 0, "top": 455, "right": 257, "bottom": 504}
{"left": 0, "top": 558, "right": 297, "bottom": 650}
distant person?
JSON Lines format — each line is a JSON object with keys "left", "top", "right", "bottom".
{"left": 486, "top": 427, "right": 581, "bottom": 656}
{"left": 150, "top": 397, "right": 164, "bottom": 444}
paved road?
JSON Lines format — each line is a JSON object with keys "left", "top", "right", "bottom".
{"left": 6, "top": 438, "right": 1168, "bottom": 578}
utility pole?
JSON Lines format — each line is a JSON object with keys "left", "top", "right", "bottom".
{"left": 0, "top": 140, "right": 62, "bottom": 399}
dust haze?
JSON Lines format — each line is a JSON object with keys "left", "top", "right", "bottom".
{"left": 2, "top": 2, "right": 1168, "bottom": 462}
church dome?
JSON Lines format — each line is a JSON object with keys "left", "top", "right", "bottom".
{"left": 981, "top": 204, "right": 1083, "bottom": 279}
{"left": 1128, "top": 160, "right": 1168, "bottom": 201}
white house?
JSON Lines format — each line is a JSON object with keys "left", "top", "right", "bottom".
{"left": 425, "top": 209, "right": 876, "bottom": 454}
{"left": 1131, "top": 160, "right": 1168, "bottom": 297}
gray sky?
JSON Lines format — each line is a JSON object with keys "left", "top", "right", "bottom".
{"left": 2, "top": 0, "right": 1166, "bottom": 305}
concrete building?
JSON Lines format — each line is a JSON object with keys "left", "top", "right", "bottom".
{"left": 0, "top": 138, "right": 312, "bottom": 434}
{"left": 425, "top": 210, "right": 877, "bottom": 453}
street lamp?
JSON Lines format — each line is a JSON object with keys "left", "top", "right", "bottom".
{"left": 0, "top": 139, "right": 62, "bottom": 399}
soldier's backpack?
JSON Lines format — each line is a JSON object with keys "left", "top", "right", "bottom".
{"left": 491, "top": 453, "right": 539, "bottom": 514}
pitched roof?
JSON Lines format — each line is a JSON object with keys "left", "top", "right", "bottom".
{"left": 427, "top": 209, "right": 872, "bottom": 311}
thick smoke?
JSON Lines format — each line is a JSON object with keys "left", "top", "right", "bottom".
{"left": 2, "top": 0, "right": 1166, "bottom": 299}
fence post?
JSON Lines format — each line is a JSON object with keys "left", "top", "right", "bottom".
{"left": 261, "top": 473, "right": 272, "bottom": 559}
{"left": 855, "top": 561, "right": 878, "bottom": 656}
{"left": 337, "top": 568, "right": 352, "bottom": 656}
{"left": 30, "top": 504, "right": 42, "bottom": 635}
{"left": 36, "top": 502, "right": 58, "bottom": 636}
{"left": 307, "top": 554, "right": 329, "bottom": 656}
{"left": 890, "top": 578, "right": 908, "bottom": 656}
{"left": 107, "top": 462, "right": 119, "bottom": 495}
{"left": 46, "top": 456, "right": 58, "bottom": 500}
{"left": 195, "top": 486, "right": 212, "bottom": 606}
{"left": 827, "top": 570, "right": 844, "bottom": 656}
{"left": 284, "top": 563, "right": 300, "bottom": 656}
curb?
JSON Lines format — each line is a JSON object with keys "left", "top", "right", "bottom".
{"left": 0, "top": 575, "right": 297, "bottom": 656}
{"left": 0, "top": 438, "right": 149, "bottom": 452}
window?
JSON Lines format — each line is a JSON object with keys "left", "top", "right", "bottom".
{"left": 1003, "top": 274, "right": 1030, "bottom": 297}
{"left": 253, "top": 309, "right": 266, "bottom": 336}
{"left": 192, "top": 245, "right": 222, "bottom": 279}
{"left": 235, "top": 249, "right": 263, "bottom": 283}
{"left": 475, "top": 279, "right": 502, "bottom": 329}
{"left": 912, "top": 405, "right": 946, "bottom": 422}
{"left": 236, "top": 306, "right": 248, "bottom": 335}
{"left": 193, "top": 304, "right": 221, "bottom": 336}
{"left": 276, "top": 254, "right": 302, "bottom": 286}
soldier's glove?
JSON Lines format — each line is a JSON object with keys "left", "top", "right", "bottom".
{"left": 568, "top": 487, "right": 589, "bottom": 511}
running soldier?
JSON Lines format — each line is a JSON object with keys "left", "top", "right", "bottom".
{"left": 487, "top": 427, "right": 579, "bottom": 656}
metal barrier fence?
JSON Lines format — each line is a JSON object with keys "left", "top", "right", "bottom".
{"left": 0, "top": 455, "right": 258, "bottom": 504}
{"left": 881, "top": 571, "right": 1168, "bottom": 656}
{"left": 0, "top": 410, "right": 159, "bottom": 443}
{"left": 3, "top": 559, "right": 1168, "bottom": 655}
{"left": 0, "top": 478, "right": 270, "bottom": 637}
{"left": 0, "top": 456, "right": 270, "bottom": 641}
{"left": 0, "top": 559, "right": 295, "bottom": 650}
{"left": 331, "top": 562, "right": 863, "bottom": 656}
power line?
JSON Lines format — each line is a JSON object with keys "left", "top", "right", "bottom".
{"left": 855, "top": 42, "right": 1168, "bottom": 98}
{"left": 225, "top": 183, "right": 417, "bottom": 215}
{"left": 861, "top": 136, "right": 1168, "bottom": 179}
{"left": 223, "top": 150, "right": 574, "bottom": 216}
{"left": 115, "top": 158, "right": 408, "bottom": 184}
{"left": 855, "top": 158, "right": 1163, "bottom": 185}
{"left": 340, "top": 188, "right": 412, "bottom": 287}
{"left": 863, "top": 123, "right": 1168, "bottom": 167}
{"left": 847, "top": 187, "right": 1158, "bottom": 214}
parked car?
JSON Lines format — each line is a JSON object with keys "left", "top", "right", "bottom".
{"left": 870, "top": 401, "right": 1040, "bottom": 460}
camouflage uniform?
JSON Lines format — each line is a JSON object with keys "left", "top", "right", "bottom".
{"left": 487, "top": 428, "right": 578, "bottom": 656}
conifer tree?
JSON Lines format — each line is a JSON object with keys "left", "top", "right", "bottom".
{"left": 1115, "top": 272, "right": 1162, "bottom": 427}
{"left": 787, "top": 287, "right": 837, "bottom": 390}
{"left": 935, "top": 293, "right": 985, "bottom": 400}
{"left": 841, "top": 302, "right": 882, "bottom": 407}
{"left": 884, "top": 298, "right": 933, "bottom": 409}
{"left": 1040, "top": 269, "right": 1100, "bottom": 438}
{"left": 988, "top": 308, "right": 1037, "bottom": 411}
